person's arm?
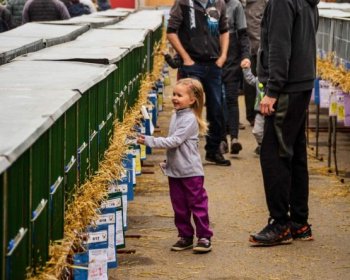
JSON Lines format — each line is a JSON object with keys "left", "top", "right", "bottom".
{"left": 266, "top": 0, "right": 294, "bottom": 98}
{"left": 166, "top": 0, "right": 194, "bottom": 66}
{"left": 216, "top": 31, "right": 229, "bottom": 68}
{"left": 236, "top": 2, "right": 251, "bottom": 67}
{"left": 167, "top": 33, "right": 194, "bottom": 66}
{"left": 216, "top": 0, "right": 229, "bottom": 67}
{"left": 143, "top": 115, "right": 197, "bottom": 149}
{"left": 242, "top": 68, "right": 256, "bottom": 87}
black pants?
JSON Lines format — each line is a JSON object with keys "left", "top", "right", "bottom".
{"left": 223, "top": 80, "right": 240, "bottom": 139}
{"left": 260, "top": 91, "right": 311, "bottom": 224}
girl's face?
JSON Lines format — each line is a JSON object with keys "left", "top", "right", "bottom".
{"left": 172, "top": 84, "right": 195, "bottom": 110}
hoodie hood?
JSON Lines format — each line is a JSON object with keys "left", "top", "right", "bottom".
{"left": 305, "top": 0, "right": 320, "bottom": 7}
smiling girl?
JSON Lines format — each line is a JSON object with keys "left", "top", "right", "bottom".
{"left": 137, "top": 78, "right": 213, "bottom": 253}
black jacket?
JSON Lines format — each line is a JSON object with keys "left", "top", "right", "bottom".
{"left": 257, "top": 0, "right": 319, "bottom": 98}
{"left": 222, "top": 0, "right": 250, "bottom": 82}
{"left": 167, "top": 0, "right": 228, "bottom": 63}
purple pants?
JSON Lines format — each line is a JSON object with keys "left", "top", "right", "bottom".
{"left": 168, "top": 176, "right": 213, "bottom": 239}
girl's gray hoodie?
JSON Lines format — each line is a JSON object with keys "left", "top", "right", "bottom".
{"left": 144, "top": 108, "right": 204, "bottom": 178}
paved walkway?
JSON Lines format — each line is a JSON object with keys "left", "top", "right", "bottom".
{"left": 109, "top": 69, "right": 350, "bottom": 280}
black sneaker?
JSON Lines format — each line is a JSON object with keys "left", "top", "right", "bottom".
{"left": 205, "top": 153, "right": 231, "bottom": 166}
{"left": 290, "top": 222, "right": 314, "bottom": 241}
{"left": 230, "top": 138, "right": 242, "bottom": 154}
{"left": 171, "top": 237, "right": 193, "bottom": 251}
{"left": 193, "top": 238, "right": 212, "bottom": 253}
{"left": 249, "top": 219, "right": 293, "bottom": 246}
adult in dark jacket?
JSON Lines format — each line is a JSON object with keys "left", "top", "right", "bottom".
{"left": 221, "top": 0, "right": 251, "bottom": 155}
{"left": 249, "top": 0, "right": 319, "bottom": 246}
{"left": 243, "top": 0, "right": 268, "bottom": 126}
{"left": 22, "top": 0, "right": 70, "bottom": 24}
{"left": 167, "top": 0, "right": 231, "bottom": 166}
{"left": 0, "top": 4, "right": 12, "bottom": 32}
{"left": 61, "top": 0, "right": 91, "bottom": 17}
{"left": 6, "top": 0, "right": 25, "bottom": 28}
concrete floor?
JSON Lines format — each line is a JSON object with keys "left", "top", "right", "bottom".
{"left": 109, "top": 69, "right": 350, "bottom": 280}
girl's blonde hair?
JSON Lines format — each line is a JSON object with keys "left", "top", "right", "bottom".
{"left": 176, "top": 78, "right": 208, "bottom": 135}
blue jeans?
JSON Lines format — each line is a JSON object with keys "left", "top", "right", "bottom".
{"left": 179, "top": 62, "right": 224, "bottom": 154}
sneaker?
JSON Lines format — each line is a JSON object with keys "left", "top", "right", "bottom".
{"left": 249, "top": 219, "right": 293, "bottom": 246}
{"left": 290, "top": 222, "right": 314, "bottom": 241}
{"left": 230, "top": 138, "right": 242, "bottom": 155}
{"left": 219, "top": 140, "right": 229, "bottom": 154}
{"left": 254, "top": 145, "right": 261, "bottom": 155}
{"left": 205, "top": 153, "right": 231, "bottom": 166}
{"left": 193, "top": 238, "right": 212, "bottom": 253}
{"left": 171, "top": 237, "right": 193, "bottom": 251}
{"left": 239, "top": 122, "right": 246, "bottom": 130}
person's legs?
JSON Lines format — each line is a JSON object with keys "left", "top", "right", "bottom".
{"left": 260, "top": 113, "right": 291, "bottom": 224}
{"left": 220, "top": 84, "right": 229, "bottom": 154}
{"left": 179, "top": 63, "right": 230, "bottom": 165}
{"left": 225, "top": 81, "right": 240, "bottom": 139}
{"left": 289, "top": 92, "right": 312, "bottom": 224}
{"left": 168, "top": 177, "right": 194, "bottom": 238}
{"left": 225, "top": 80, "right": 242, "bottom": 154}
{"left": 181, "top": 176, "right": 213, "bottom": 239}
{"left": 201, "top": 64, "right": 224, "bottom": 154}
{"left": 250, "top": 91, "right": 312, "bottom": 246}
{"left": 252, "top": 113, "right": 264, "bottom": 154}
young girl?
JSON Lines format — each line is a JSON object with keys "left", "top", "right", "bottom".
{"left": 137, "top": 78, "right": 213, "bottom": 253}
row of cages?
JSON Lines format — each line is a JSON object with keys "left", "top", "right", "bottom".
{"left": 317, "top": 11, "right": 350, "bottom": 67}
{"left": 0, "top": 8, "right": 164, "bottom": 280}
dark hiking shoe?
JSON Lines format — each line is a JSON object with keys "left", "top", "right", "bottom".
{"left": 171, "top": 237, "right": 193, "bottom": 251}
{"left": 249, "top": 219, "right": 293, "bottom": 246}
{"left": 193, "top": 238, "right": 212, "bottom": 253}
{"left": 205, "top": 153, "right": 231, "bottom": 166}
{"left": 290, "top": 222, "right": 314, "bottom": 241}
{"left": 230, "top": 138, "right": 242, "bottom": 154}
{"left": 219, "top": 140, "right": 229, "bottom": 154}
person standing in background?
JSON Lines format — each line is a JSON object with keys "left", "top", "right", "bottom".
{"left": 0, "top": 4, "right": 12, "bottom": 32}
{"left": 6, "top": 0, "right": 25, "bottom": 28}
{"left": 243, "top": 0, "right": 268, "bottom": 127}
{"left": 221, "top": 0, "right": 251, "bottom": 155}
{"left": 22, "top": 0, "right": 70, "bottom": 24}
{"left": 167, "top": 0, "right": 231, "bottom": 166}
{"left": 249, "top": 0, "right": 319, "bottom": 246}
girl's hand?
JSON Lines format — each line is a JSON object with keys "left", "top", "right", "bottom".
{"left": 137, "top": 134, "right": 145, "bottom": 144}
{"left": 240, "top": 58, "right": 251, "bottom": 69}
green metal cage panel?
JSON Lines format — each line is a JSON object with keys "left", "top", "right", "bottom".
{"left": 49, "top": 118, "right": 65, "bottom": 242}
{"left": 87, "top": 85, "right": 99, "bottom": 176}
{"left": 64, "top": 104, "right": 78, "bottom": 204}
{"left": 30, "top": 131, "right": 50, "bottom": 270}
{"left": 4, "top": 153, "right": 31, "bottom": 280}
{"left": 77, "top": 94, "right": 90, "bottom": 185}
{"left": 0, "top": 158, "right": 9, "bottom": 280}
{"left": 97, "top": 80, "right": 108, "bottom": 161}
